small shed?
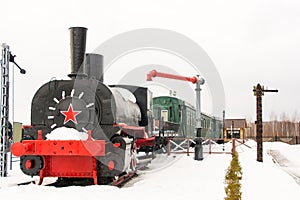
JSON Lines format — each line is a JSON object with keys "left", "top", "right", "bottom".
{"left": 224, "top": 119, "right": 247, "bottom": 139}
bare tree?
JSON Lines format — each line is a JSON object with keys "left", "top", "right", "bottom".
{"left": 280, "top": 112, "right": 288, "bottom": 121}
{"left": 269, "top": 111, "right": 277, "bottom": 121}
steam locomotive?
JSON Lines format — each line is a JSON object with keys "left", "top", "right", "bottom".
{"left": 11, "top": 27, "right": 155, "bottom": 185}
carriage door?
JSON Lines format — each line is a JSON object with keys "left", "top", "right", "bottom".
{"left": 161, "top": 110, "right": 168, "bottom": 122}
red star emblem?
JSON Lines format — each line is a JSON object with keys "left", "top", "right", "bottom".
{"left": 60, "top": 104, "right": 81, "bottom": 124}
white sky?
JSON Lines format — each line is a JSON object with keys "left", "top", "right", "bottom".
{"left": 1, "top": 0, "right": 300, "bottom": 124}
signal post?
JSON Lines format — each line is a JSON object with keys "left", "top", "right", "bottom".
{"left": 253, "top": 84, "right": 278, "bottom": 162}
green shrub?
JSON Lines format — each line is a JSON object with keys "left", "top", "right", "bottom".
{"left": 224, "top": 152, "right": 242, "bottom": 200}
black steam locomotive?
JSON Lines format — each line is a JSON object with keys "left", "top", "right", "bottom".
{"left": 12, "top": 27, "right": 155, "bottom": 184}
{"left": 27, "top": 27, "right": 152, "bottom": 140}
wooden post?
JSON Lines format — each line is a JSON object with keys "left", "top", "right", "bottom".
{"left": 256, "top": 84, "right": 263, "bottom": 162}
{"left": 253, "top": 84, "right": 278, "bottom": 162}
{"left": 232, "top": 139, "right": 236, "bottom": 154}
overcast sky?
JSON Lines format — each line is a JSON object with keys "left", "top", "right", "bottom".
{"left": 1, "top": 0, "right": 300, "bottom": 124}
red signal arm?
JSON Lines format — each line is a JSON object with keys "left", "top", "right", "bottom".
{"left": 147, "top": 69, "right": 198, "bottom": 84}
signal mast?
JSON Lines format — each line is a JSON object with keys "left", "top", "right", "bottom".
{"left": 0, "top": 44, "right": 26, "bottom": 177}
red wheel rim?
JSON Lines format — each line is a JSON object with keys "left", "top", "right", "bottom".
{"left": 25, "top": 160, "right": 32, "bottom": 169}
{"left": 108, "top": 160, "right": 115, "bottom": 171}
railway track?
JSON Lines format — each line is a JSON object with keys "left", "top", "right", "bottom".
{"left": 268, "top": 149, "right": 300, "bottom": 186}
{"left": 110, "top": 159, "right": 151, "bottom": 187}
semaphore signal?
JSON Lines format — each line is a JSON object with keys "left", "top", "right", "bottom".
{"left": 253, "top": 83, "right": 278, "bottom": 162}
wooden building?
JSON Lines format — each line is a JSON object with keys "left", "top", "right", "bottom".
{"left": 223, "top": 119, "right": 247, "bottom": 139}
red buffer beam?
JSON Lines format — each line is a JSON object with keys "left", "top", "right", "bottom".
{"left": 147, "top": 70, "right": 198, "bottom": 84}
{"left": 11, "top": 130, "right": 106, "bottom": 185}
{"left": 11, "top": 130, "right": 106, "bottom": 157}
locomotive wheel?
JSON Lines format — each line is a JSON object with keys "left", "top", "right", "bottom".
{"left": 111, "top": 136, "right": 126, "bottom": 150}
{"left": 20, "top": 155, "right": 44, "bottom": 176}
{"left": 98, "top": 152, "right": 125, "bottom": 178}
{"left": 104, "top": 152, "right": 124, "bottom": 173}
{"left": 96, "top": 161, "right": 113, "bottom": 184}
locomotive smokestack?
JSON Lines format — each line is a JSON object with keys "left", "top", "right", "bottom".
{"left": 84, "top": 53, "right": 104, "bottom": 82}
{"left": 68, "top": 27, "right": 88, "bottom": 79}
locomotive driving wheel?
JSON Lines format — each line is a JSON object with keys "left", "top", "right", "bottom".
{"left": 20, "top": 155, "right": 44, "bottom": 176}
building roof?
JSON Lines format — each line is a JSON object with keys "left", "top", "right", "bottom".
{"left": 224, "top": 119, "right": 247, "bottom": 128}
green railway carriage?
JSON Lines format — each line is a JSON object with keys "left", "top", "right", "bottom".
{"left": 152, "top": 96, "right": 223, "bottom": 138}
{"left": 201, "top": 113, "right": 223, "bottom": 138}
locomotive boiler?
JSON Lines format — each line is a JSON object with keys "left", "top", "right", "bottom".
{"left": 11, "top": 27, "right": 155, "bottom": 184}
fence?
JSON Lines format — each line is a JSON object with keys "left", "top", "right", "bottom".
{"left": 165, "top": 138, "right": 249, "bottom": 156}
{"left": 245, "top": 136, "right": 299, "bottom": 145}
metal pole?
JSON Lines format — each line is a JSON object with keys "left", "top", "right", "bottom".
{"left": 167, "top": 138, "right": 170, "bottom": 156}
{"left": 298, "top": 121, "right": 300, "bottom": 144}
{"left": 222, "top": 110, "right": 225, "bottom": 138}
{"left": 209, "top": 139, "right": 211, "bottom": 154}
{"left": 187, "top": 139, "right": 190, "bottom": 156}
{"left": 194, "top": 76, "right": 205, "bottom": 161}
{"left": 195, "top": 76, "right": 205, "bottom": 137}
{"left": 10, "top": 62, "right": 15, "bottom": 170}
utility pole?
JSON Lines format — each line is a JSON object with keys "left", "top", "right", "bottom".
{"left": 253, "top": 83, "right": 278, "bottom": 162}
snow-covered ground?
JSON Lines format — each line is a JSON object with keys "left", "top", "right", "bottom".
{"left": 1, "top": 140, "right": 300, "bottom": 200}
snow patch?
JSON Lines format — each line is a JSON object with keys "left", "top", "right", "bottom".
{"left": 45, "top": 127, "right": 88, "bottom": 140}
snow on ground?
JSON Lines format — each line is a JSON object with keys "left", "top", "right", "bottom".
{"left": 237, "top": 141, "right": 300, "bottom": 199}
{"left": 265, "top": 142, "right": 300, "bottom": 185}
{"left": 1, "top": 140, "right": 300, "bottom": 200}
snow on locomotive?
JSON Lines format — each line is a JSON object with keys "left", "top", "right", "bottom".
{"left": 11, "top": 27, "right": 155, "bottom": 185}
